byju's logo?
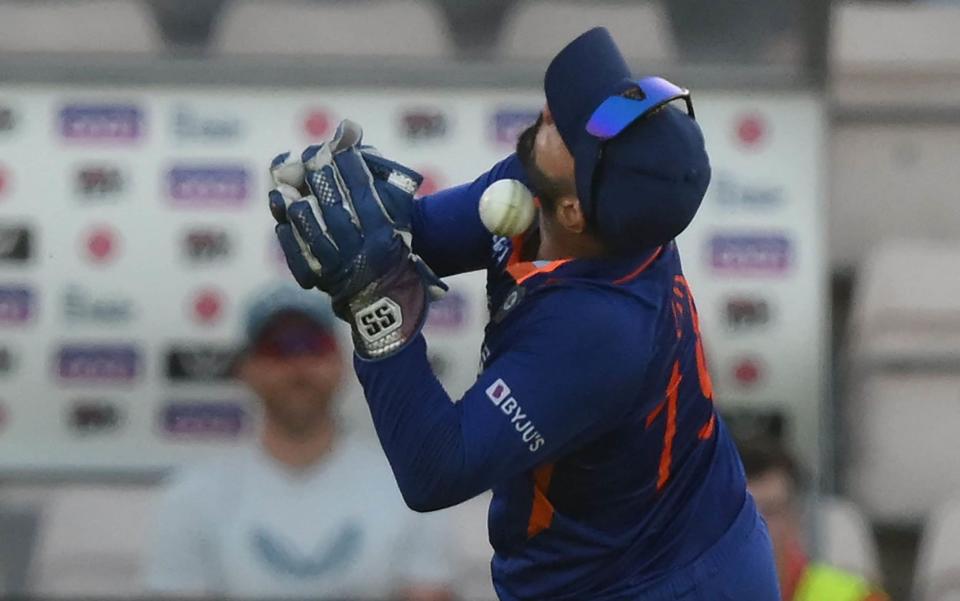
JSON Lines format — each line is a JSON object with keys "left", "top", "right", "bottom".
{"left": 709, "top": 234, "right": 792, "bottom": 275}
{"left": 63, "top": 285, "right": 135, "bottom": 324}
{"left": 484, "top": 378, "right": 545, "bottom": 453}
{"left": 183, "top": 228, "right": 231, "bottom": 262}
{"left": 172, "top": 105, "right": 242, "bottom": 141}
{"left": 160, "top": 401, "right": 249, "bottom": 438}
{"left": 0, "top": 287, "right": 33, "bottom": 323}
{"left": 725, "top": 297, "right": 771, "bottom": 330}
{"left": 492, "top": 109, "right": 539, "bottom": 145}
{"left": 75, "top": 165, "right": 125, "bottom": 199}
{"left": 69, "top": 400, "right": 121, "bottom": 434}
{"left": 166, "top": 165, "right": 250, "bottom": 206}
{"left": 59, "top": 104, "right": 142, "bottom": 142}
{"left": 56, "top": 344, "right": 139, "bottom": 382}
{"left": 401, "top": 110, "right": 448, "bottom": 141}
{"left": 166, "top": 346, "right": 236, "bottom": 382}
{"left": 0, "top": 225, "right": 32, "bottom": 262}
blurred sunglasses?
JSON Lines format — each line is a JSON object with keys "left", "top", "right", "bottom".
{"left": 585, "top": 76, "right": 695, "bottom": 140}
{"left": 252, "top": 319, "right": 338, "bottom": 359}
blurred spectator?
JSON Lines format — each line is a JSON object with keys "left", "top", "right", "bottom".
{"left": 146, "top": 284, "right": 454, "bottom": 600}
{"left": 741, "top": 439, "right": 887, "bottom": 601}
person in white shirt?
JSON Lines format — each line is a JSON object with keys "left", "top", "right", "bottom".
{"left": 146, "top": 284, "right": 455, "bottom": 600}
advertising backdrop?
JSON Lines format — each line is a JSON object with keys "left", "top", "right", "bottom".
{"left": 0, "top": 87, "right": 826, "bottom": 474}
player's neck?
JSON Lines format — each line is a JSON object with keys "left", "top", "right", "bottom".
{"left": 260, "top": 418, "right": 337, "bottom": 471}
{"left": 537, "top": 225, "right": 607, "bottom": 260}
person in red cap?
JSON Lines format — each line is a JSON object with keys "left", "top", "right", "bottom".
{"left": 268, "top": 27, "right": 779, "bottom": 600}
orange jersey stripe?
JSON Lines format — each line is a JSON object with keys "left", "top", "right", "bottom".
{"left": 613, "top": 246, "right": 664, "bottom": 285}
{"left": 527, "top": 463, "right": 556, "bottom": 538}
{"left": 698, "top": 413, "right": 716, "bottom": 440}
{"left": 509, "top": 259, "right": 573, "bottom": 285}
{"left": 657, "top": 362, "right": 682, "bottom": 491}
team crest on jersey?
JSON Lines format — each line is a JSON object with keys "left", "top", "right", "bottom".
{"left": 493, "top": 286, "right": 525, "bottom": 324}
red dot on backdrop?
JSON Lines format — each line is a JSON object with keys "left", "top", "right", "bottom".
{"left": 415, "top": 169, "right": 443, "bottom": 198}
{"left": 0, "top": 168, "right": 8, "bottom": 197}
{"left": 193, "top": 289, "right": 224, "bottom": 324}
{"left": 304, "top": 110, "right": 332, "bottom": 139}
{"left": 735, "top": 114, "right": 768, "bottom": 149}
{"left": 86, "top": 226, "right": 118, "bottom": 263}
{"left": 733, "top": 358, "right": 762, "bottom": 387}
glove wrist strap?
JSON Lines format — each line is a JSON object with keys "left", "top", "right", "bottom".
{"left": 335, "top": 259, "right": 428, "bottom": 359}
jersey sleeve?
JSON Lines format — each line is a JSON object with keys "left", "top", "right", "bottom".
{"left": 411, "top": 154, "right": 527, "bottom": 277}
{"left": 354, "top": 286, "right": 656, "bottom": 512}
{"left": 144, "top": 468, "right": 220, "bottom": 594}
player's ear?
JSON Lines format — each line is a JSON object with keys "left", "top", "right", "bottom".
{"left": 555, "top": 196, "right": 588, "bottom": 234}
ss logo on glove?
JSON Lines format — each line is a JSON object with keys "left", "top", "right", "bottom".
{"left": 356, "top": 298, "right": 403, "bottom": 343}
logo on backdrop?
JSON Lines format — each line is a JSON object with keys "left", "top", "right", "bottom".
{"left": 0, "top": 107, "right": 14, "bottom": 133}
{"left": 0, "top": 225, "right": 32, "bottom": 263}
{"left": 709, "top": 233, "right": 792, "bottom": 275}
{"left": 56, "top": 344, "right": 139, "bottom": 382}
{"left": 160, "top": 401, "right": 249, "bottom": 438}
{"left": 59, "top": 104, "right": 143, "bottom": 142}
{"left": 492, "top": 109, "right": 539, "bottom": 146}
{"left": 83, "top": 225, "right": 120, "bottom": 264}
{"left": 725, "top": 296, "right": 771, "bottom": 330}
{"left": 0, "top": 166, "right": 10, "bottom": 198}
{"left": 69, "top": 400, "right": 121, "bottom": 434}
{"left": 166, "top": 346, "right": 237, "bottom": 382}
{"left": 75, "top": 165, "right": 125, "bottom": 200}
{"left": 401, "top": 109, "right": 448, "bottom": 141}
{"left": 303, "top": 109, "right": 334, "bottom": 139}
{"left": 734, "top": 113, "right": 769, "bottom": 150}
{"left": 191, "top": 288, "right": 225, "bottom": 324}
{"left": 425, "top": 290, "right": 466, "bottom": 330}
{"left": 172, "top": 105, "right": 243, "bottom": 141}
{"left": 183, "top": 228, "right": 231, "bottom": 263}
{"left": 731, "top": 356, "right": 765, "bottom": 389}
{"left": 711, "top": 172, "right": 783, "bottom": 210}
{"left": 166, "top": 165, "right": 250, "bottom": 207}
{"left": 63, "top": 284, "right": 135, "bottom": 324}
{"left": 415, "top": 168, "right": 443, "bottom": 198}
{"left": 0, "top": 287, "right": 34, "bottom": 323}
{"left": 0, "top": 347, "right": 15, "bottom": 376}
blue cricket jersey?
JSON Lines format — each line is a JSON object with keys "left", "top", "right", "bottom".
{"left": 354, "top": 155, "right": 751, "bottom": 600}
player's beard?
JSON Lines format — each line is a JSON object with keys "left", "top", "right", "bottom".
{"left": 516, "top": 115, "right": 568, "bottom": 211}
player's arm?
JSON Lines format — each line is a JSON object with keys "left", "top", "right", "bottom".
{"left": 410, "top": 154, "right": 527, "bottom": 277}
{"left": 354, "top": 287, "right": 654, "bottom": 511}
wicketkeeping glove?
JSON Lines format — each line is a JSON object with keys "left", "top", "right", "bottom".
{"left": 268, "top": 120, "right": 447, "bottom": 359}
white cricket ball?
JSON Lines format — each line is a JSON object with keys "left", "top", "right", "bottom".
{"left": 478, "top": 179, "right": 536, "bottom": 237}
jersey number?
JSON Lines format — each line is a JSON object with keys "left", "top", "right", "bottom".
{"left": 645, "top": 276, "right": 716, "bottom": 492}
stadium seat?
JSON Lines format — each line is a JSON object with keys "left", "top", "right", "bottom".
{"left": 830, "top": 2, "right": 960, "bottom": 106}
{"left": 844, "top": 242, "right": 960, "bottom": 523}
{"left": 914, "top": 498, "right": 960, "bottom": 601}
{"left": 0, "top": 0, "right": 163, "bottom": 54}
{"left": 819, "top": 497, "right": 882, "bottom": 585}
{"left": 496, "top": 1, "right": 676, "bottom": 64}
{"left": 830, "top": 124, "right": 960, "bottom": 271}
{"left": 213, "top": 0, "right": 455, "bottom": 58}
{"left": 26, "top": 485, "right": 156, "bottom": 596}
{"left": 831, "top": 3, "right": 960, "bottom": 73}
